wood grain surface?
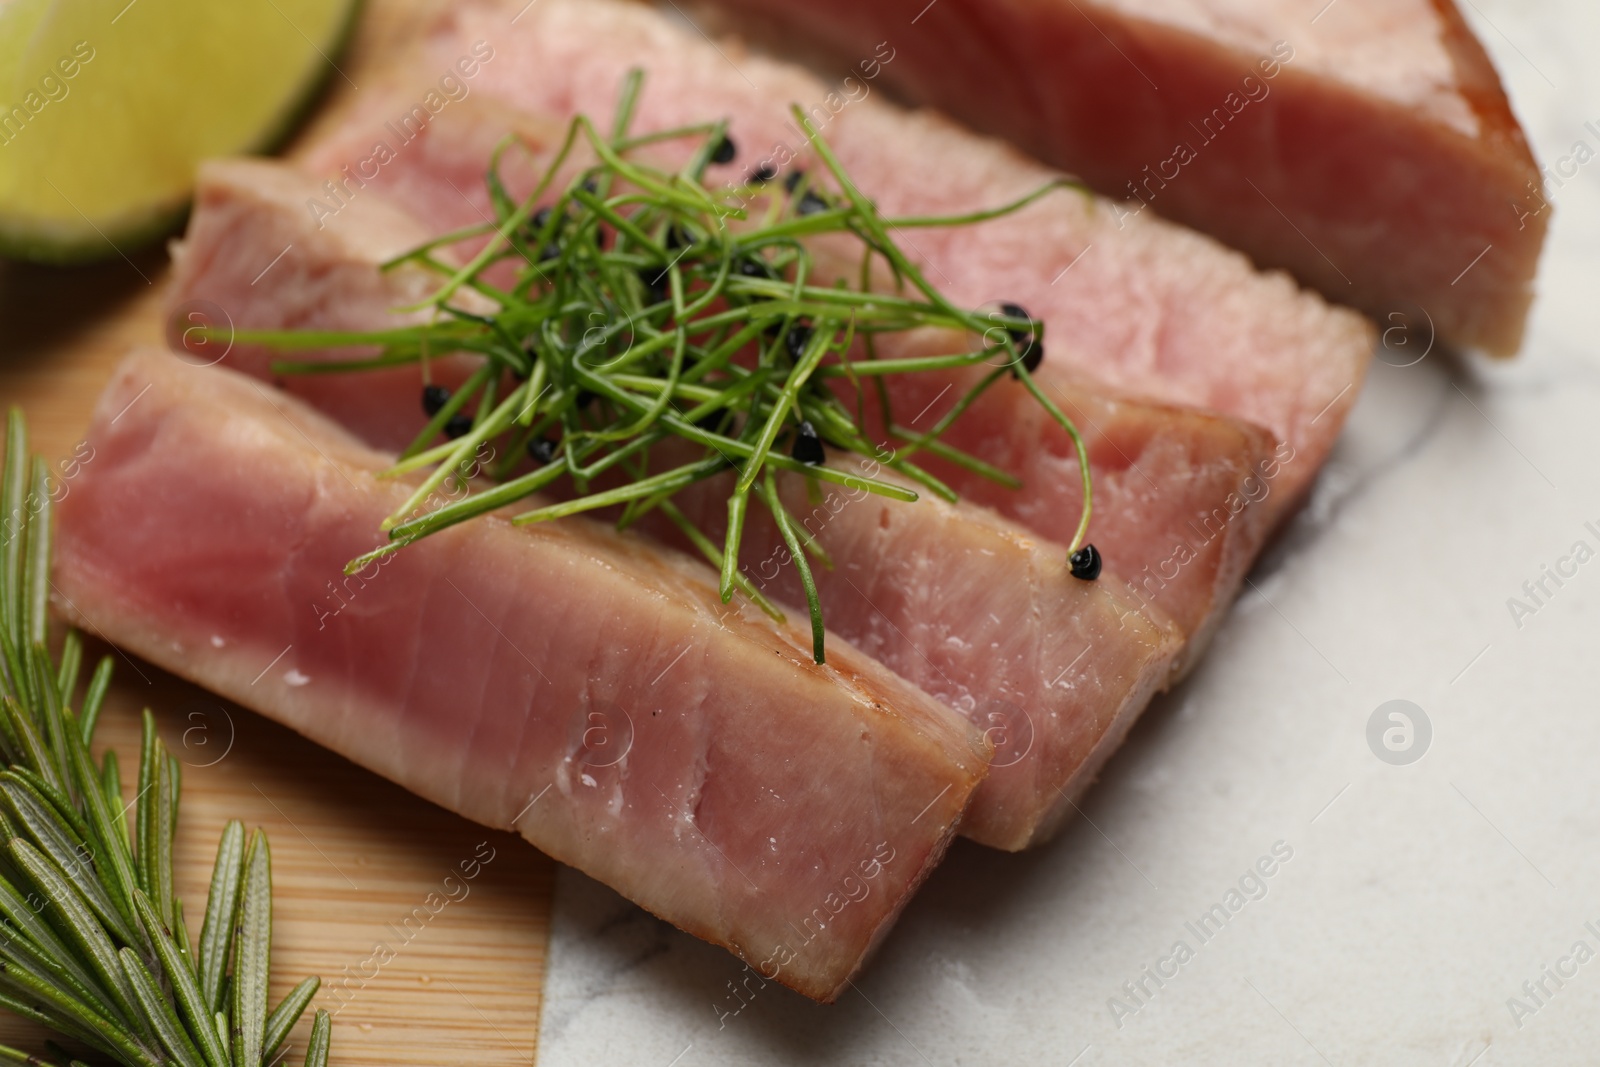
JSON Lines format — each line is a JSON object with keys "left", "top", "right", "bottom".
{"left": 0, "top": 0, "right": 556, "bottom": 1062}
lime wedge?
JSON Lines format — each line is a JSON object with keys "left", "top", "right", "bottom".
{"left": 0, "top": 0, "right": 360, "bottom": 263}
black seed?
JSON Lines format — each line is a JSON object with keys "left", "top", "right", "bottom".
{"left": 784, "top": 170, "right": 806, "bottom": 193}
{"left": 422, "top": 384, "right": 450, "bottom": 417}
{"left": 581, "top": 177, "right": 599, "bottom": 195}
{"left": 790, "top": 420, "right": 825, "bottom": 466}
{"left": 522, "top": 208, "right": 550, "bottom": 249}
{"left": 738, "top": 256, "right": 774, "bottom": 280}
{"left": 1000, "top": 302, "right": 1044, "bottom": 374}
{"left": 527, "top": 437, "right": 558, "bottom": 465}
{"left": 748, "top": 163, "right": 777, "bottom": 185}
{"left": 527, "top": 208, "right": 560, "bottom": 255}
{"left": 797, "top": 191, "right": 828, "bottom": 216}
{"left": 785, "top": 320, "right": 814, "bottom": 360}
{"left": 444, "top": 414, "right": 473, "bottom": 439}
{"left": 575, "top": 390, "right": 598, "bottom": 409}
{"left": 1069, "top": 544, "right": 1102, "bottom": 581}
{"left": 665, "top": 225, "right": 693, "bottom": 251}
{"left": 711, "top": 134, "right": 736, "bottom": 164}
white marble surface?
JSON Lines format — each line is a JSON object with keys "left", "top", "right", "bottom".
{"left": 537, "top": 3, "right": 1600, "bottom": 1063}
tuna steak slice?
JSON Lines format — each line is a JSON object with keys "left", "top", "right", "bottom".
{"left": 164, "top": 155, "right": 1289, "bottom": 849}
{"left": 52, "top": 349, "right": 990, "bottom": 1000}
{"left": 666, "top": 468, "right": 1184, "bottom": 850}
{"left": 167, "top": 158, "right": 483, "bottom": 452}
{"left": 848, "top": 343, "right": 1284, "bottom": 672}
{"left": 393, "top": 0, "right": 1374, "bottom": 525}
{"left": 691, "top": 0, "right": 1545, "bottom": 356}
{"left": 289, "top": 88, "right": 1286, "bottom": 667}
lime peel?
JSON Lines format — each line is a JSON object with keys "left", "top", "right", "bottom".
{"left": 0, "top": 0, "right": 362, "bottom": 263}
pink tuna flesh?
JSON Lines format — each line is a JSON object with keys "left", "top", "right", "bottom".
{"left": 172, "top": 111, "right": 1304, "bottom": 845}
{"left": 689, "top": 0, "right": 1545, "bottom": 355}
{"left": 165, "top": 158, "right": 1286, "bottom": 850}
{"left": 388, "top": 0, "right": 1373, "bottom": 516}
{"left": 52, "top": 350, "right": 990, "bottom": 1001}
{"left": 292, "top": 90, "right": 1288, "bottom": 666}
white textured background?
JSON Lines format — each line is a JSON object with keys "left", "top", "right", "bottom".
{"left": 538, "top": 3, "right": 1600, "bottom": 1063}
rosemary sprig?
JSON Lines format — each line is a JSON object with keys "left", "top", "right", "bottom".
{"left": 0, "top": 409, "right": 331, "bottom": 1067}
{"left": 233, "top": 70, "right": 1098, "bottom": 663}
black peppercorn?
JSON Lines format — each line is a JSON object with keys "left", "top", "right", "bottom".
{"left": 711, "top": 135, "right": 736, "bottom": 164}
{"left": 528, "top": 207, "right": 558, "bottom": 259}
{"left": 422, "top": 384, "right": 450, "bottom": 416}
{"left": 797, "top": 190, "right": 828, "bottom": 216}
{"left": 444, "top": 414, "right": 473, "bottom": 439}
{"left": 785, "top": 320, "right": 814, "bottom": 360}
{"left": 748, "top": 163, "right": 777, "bottom": 185}
{"left": 999, "top": 302, "right": 1044, "bottom": 374}
{"left": 1069, "top": 544, "right": 1102, "bottom": 581}
{"left": 791, "top": 420, "right": 825, "bottom": 466}
{"left": 784, "top": 170, "right": 806, "bottom": 193}
{"left": 527, "top": 437, "right": 558, "bottom": 465}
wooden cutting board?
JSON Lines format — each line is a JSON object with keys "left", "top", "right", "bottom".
{"left": 0, "top": 1, "right": 555, "bottom": 1062}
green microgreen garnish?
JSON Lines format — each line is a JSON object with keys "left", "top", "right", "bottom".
{"left": 232, "top": 70, "right": 1095, "bottom": 664}
{"left": 0, "top": 409, "right": 331, "bottom": 1067}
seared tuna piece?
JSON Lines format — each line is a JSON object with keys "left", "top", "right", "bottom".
{"left": 53, "top": 350, "right": 989, "bottom": 1000}
{"left": 692, "top": 0, "right": 1545, "bottom": 355}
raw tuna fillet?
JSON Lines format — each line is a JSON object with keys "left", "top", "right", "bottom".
{"left": 691, "top": 0, "right": 1546, "bottom": 356}
{"left": 52, "top": 349, "right": 990, "bottom": 1001}
{"left": 393, "top": 0, "right": 1374, "bottom": 526}
{"left": 164, "top": 155, "right": 1287, "bottom": 849}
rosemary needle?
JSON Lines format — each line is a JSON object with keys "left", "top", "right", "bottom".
{"left": 239, "top": 69, "right": 1098, "bottom": 664}
{"left": 0, "top": 409, "right": 332, "bottom": 1067}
